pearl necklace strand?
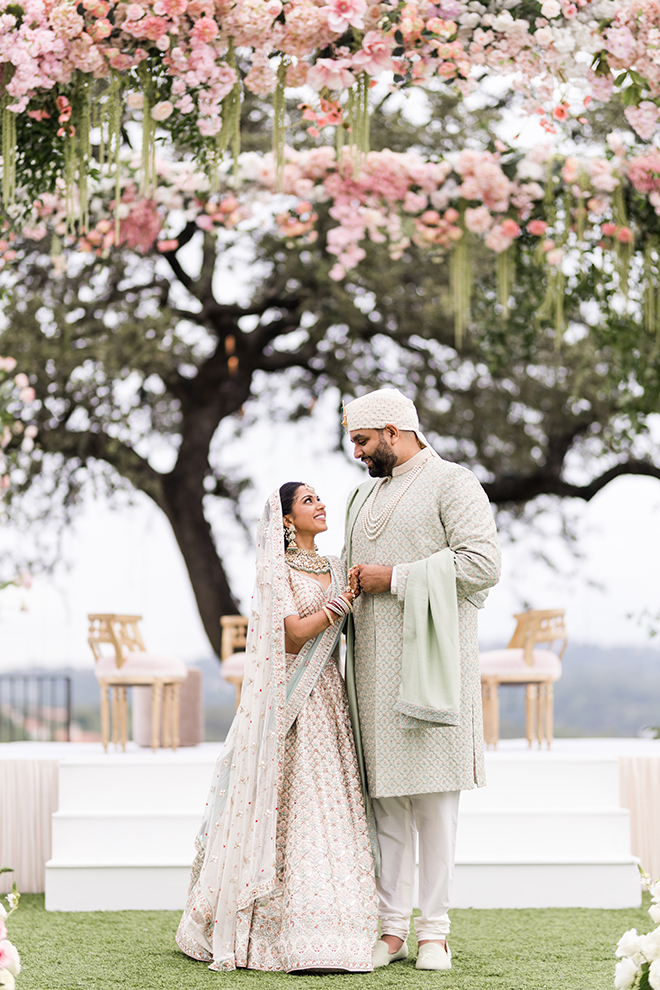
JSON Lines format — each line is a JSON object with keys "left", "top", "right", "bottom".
{"left": 363, "top": 462, "right": 425, "bottom": 540}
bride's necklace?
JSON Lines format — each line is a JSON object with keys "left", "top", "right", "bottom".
{"left": 363, "top": 462, "right": 426, "bottom": 540}
{"left": 285, "top": 546, "right": 331, "bottom": 575}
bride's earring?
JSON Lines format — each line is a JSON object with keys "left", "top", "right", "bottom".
{"left": 285, "top": 524, "right": 298, "bottom": 548}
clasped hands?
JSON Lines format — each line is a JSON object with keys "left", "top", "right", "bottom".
{"left": 348, "top": 564, "right": 393, "bottom": 596}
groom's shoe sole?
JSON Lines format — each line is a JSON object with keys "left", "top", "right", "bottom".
{"left": 372, "top": 940, "right": 409, "bottom": 968}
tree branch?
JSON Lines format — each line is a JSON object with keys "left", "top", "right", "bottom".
{"left": 484, "top": 458, "right": 660, "bottom": 505}
{"left": 38, "top": 427, "right": 167, "bottom": 508}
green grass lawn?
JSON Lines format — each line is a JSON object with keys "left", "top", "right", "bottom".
{"left": 8, "top": 894, "right": 652, "bottom": 990}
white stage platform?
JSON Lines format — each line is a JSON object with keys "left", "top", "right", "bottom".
{"left": 2, "top": 737, "right": 658, "bottom": 912}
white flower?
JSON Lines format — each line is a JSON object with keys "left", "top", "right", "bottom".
{"left": 0, "top": 943, "right": 19, "bottom": 978}
{"left": 641, "top": 927, "right": 660, "bottom": 961}
{"left": 541, "top": 0, "right": 561, "bottom": 15}
{"left": 0, "top": 968, "right": 15, "bottom": 989}
{"left": 0, "top": 906, "right": 5, "bottom": 921}
{"left": 649, "top": 904, "right": 660, "bottom": 925}
{"left": 614, "top": 957, "right": 639, "bottom": 990}
{"left": 650, "top": 958, "right": 660, "bottom": 990}
{"left": 617, "top": 929, "right": 643, "bottom": 958}
{"left": 3, "top": 897, "right": 16, "bottom": 913}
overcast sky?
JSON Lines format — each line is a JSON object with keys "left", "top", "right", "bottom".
{"left": 0, "top": 393, "right": 658, "bottom": 672}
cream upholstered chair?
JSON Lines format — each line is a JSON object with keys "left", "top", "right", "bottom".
{"left": 88, "top": 613, "right": 187, "bottom": 753}
{"left": 480, "top": 609, "right": 567, "bottom": 749}
{"left": 220, "top": 615, "right": 248, "bottom": 710}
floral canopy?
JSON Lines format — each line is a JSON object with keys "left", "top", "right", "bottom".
{"left": 1, "top": 0, "right": 660, "bottom": 336}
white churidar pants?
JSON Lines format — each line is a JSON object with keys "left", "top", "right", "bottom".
{"left": 372, "top": 790, "right": 460, "bottom": 941}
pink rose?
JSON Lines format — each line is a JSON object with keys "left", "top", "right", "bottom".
{"left": 326, "top": 0, "right": 367, "bottom": 34}
{"left": 527, "top": 219, "right": 548, "bottom": 236}
{"left": 352, "top": 31, "right": 394, "bottom": 75}
{"left": 191, "top": 16, "right": 218, "bottom": 43}
{"left": 151, "top": 101, "right": 174, "bottom": 121}
{"left": 307, "top": 58, "right": 355, "bottom": 91}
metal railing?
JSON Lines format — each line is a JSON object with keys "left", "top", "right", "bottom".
{"left": 0, "top": 675, "right": 72, "bottom": 742}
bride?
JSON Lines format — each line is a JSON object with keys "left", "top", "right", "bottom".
{"left": 176, "top": 483, "right": 378, "bottom": 973}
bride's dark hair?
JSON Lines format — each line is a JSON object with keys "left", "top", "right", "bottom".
{"left": 279, "top": 482, "right": 304, "bottom": 549}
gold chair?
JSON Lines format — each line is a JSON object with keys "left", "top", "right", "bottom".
{"left": 220, "top": 615, "right": 248, "bottom": 710}
{"left": 88, "top": 613, "right": 187, "bottom": 753}
{"left": 480, "top": 609, "right": 567, "bottom": 749}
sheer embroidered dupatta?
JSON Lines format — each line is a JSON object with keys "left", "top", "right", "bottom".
{"left": 176, "top": 490, "right": 345, "bottom": 972}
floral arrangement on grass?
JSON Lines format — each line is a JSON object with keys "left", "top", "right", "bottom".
{"left": 0, "top": 0, "right": 658, "bottom": 218}
{"left": 0, "top": 873, "right": 21, "bottom": 990}
{"left": 615, "top": 869, "right": 660, "bottom": 990}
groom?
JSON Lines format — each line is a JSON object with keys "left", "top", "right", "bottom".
{"left": 343, "top": 387, "right": 500, "bottom": 971}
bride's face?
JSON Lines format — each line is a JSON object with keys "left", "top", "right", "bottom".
{"left": 286, "top": 486, "right": 328, "bottom": 539}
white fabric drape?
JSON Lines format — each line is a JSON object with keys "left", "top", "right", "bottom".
{"left": 619, "top": 756, "right": 660, "bottom": 882}
{"left": 0, "top": 759, "right": 59, "bottom": 893}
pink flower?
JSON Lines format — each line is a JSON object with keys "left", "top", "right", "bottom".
{"left": 157, "top": 238, "right": 179, "bottom": 251}
{"left": 197, "top": 115, "right": 222, "bottom": 136}
{"left": 151, "top": 101, "right": 174, "bottom": 121}
{"left": 326, "top": 0, "right": 367, "bottom": 34}
{"left": 191, "top": 16, "right": 218, "bottom": 43}
{"left": 500, "top": 218, "right": 521, "bottom": 238}
{"left": 627, "top": 154, "right": 660, "bottom": 194}
{"left": 307, "top": 58, "right": 355, "bottom": 91}
{"left": 552, "top": 104, "right": 569, "bottom": 121}
{"left": 352, "top": 31, "right": 394, "bottom": 75}
{"left": 464, "top": 206, "right": 493, "bottom": 233}
{"left": 125, "top": 4, "right": 145, "bottom": 20}
{"left": 108, "top": 53, "right": 133, "bottom": 70}
{"left": 87, "top": 17, "right": 112, "bottom": 39}
{"left": 601, "top": 222, "right": 617, "bottom": 236}
{"left": 527, "top": 219, "right": 548, "bottom": 236}
{"left": 484, "top": 223, "right": 514, "bottom": 253}
{"left": 118, "top": 200, "right": 162, "bottom": 252}
{"left": 546, "top": 247, "right": 563, "bottom": 266}
{"left": 617, "top": 226, "right": 633, "bottom": 244}
{"left": 19, "top": 387, "right": 35, "bottom": 402}
{"left": 624, "top": 102, "right": 660, "bottom": 142}
{"left": 82, "top": 0, "right": 110, "bottom": 15}
{"left": 14, "top": 373, "right": 29, "bottom": 388}
{"left": 161, "top": 0, "right": 187, "bottom": 12}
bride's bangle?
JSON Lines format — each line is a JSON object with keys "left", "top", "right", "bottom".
{"left": 322, "top": 606, "right": 334, "bottom": 625}
{"left": 326, "top": 595, "right": 352, "bottom": 619}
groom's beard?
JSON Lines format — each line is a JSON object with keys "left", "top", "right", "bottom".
{"left": 364, "top": 439, "right": 397, "bottom": 477}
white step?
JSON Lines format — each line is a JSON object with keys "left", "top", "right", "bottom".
{"left": 51, "top": 811, "right": 200, "bottom": 863}
{"left": 452, "top": 861, "right": 641, "bottom": 909}
{"left": 456, "top": 808, "right": 632, "bottom": 860}
{"left": 461, "top": 755, "right": 621, "bottom": 809}
{"left": 56, "top": 755, "right": 215, "bottom": 812}
{"left": 45, "top": 863, "right": 191, "bottom": 912}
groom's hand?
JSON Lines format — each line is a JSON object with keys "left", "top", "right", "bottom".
{"left": 354, "top": 564, "right": 393, "bottom": 594}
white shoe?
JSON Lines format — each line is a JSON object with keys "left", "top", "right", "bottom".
{"left": 372, "top": 939, "right": 409, "bottom": 968}
{"left": 415, "top": 942, "right": 452, "bottom": 971}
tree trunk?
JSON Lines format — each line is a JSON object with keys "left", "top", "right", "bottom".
{"left": 160, "top": 471, "right": 240, "bottom": 659}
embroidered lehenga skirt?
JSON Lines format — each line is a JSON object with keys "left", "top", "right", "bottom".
{"left": 244, "top": 654, "right": 377, "bottom": 972}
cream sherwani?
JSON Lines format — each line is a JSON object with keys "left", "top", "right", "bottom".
{"left": 345, "top": 448, "right": 501, "bottom": 799}
{"left": 344, "top": 448, "right": 501, "bottom": 942}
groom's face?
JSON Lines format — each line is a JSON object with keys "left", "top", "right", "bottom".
{"left": 350, "top": 428, "right": 397, "bottom": 477}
